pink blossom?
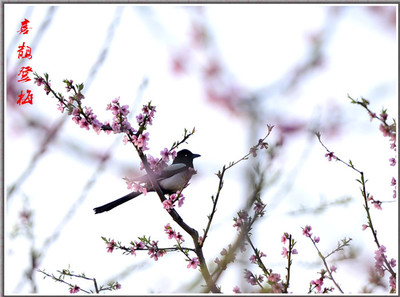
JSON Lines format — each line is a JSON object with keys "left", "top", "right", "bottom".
{"left": 271, "top": 282, "right": 284, "bottom": 293}
{"left": 391, "top": 177, "right": 396, "bottom": 186}
{"left": 292, "top": 249, "right": 298, "bottom": 254}
{"left": 69, "top": 285, "right": 80, "bottom": 294}
{"left": 135, "top": 241, "right": 145, "bottom": 249}
{"left": 233, "top": 286, "right": 241, "bottom": 293}
{"left": 57, "top": 101, "right": 65, "bottom": 113}
{"left": 330, "top": 265, "right": 337, "bottom": 273}
{"left": 374, "top": 245, "right": 387, "bottom": 277}
{"left": 130, "top": 247, "right": 136, "bottom": 256}
{"left": 120, "top": 105, "right": 129, "bottom": 116}
{"left": 268, "top": 273, "right": 281, "bottom": 283}
{"left": 34, "top": 76, "right": 45, "bottom": 86}
{"left": 389, "top": 158, "right": 396, "bottom": 166}
{"left": 373, "top": 201, "right": 382, "bottom": 210}
{"left": 107, "top": 240, "right": 115, "bottom": 253}
{"left": 136, "top": 113, "right": 144, "bottom": 124}
{"left": 175, "top": 232, "right": 184, "bottom": 243}
{"left": 178, "top": 195, "right": 185, "bottom": 207}
{"left": 115, "top": 282, "right": 121, "bottom": 290}
{"left": 362, "top": 224, "right": 368, "bottom": 231}
{"left": 282, "top": 247, "right": 288, "bottom": 258}
{"left": 44, "top": 83, "right": 51, "bottom": 95}
{"left": 380, "top": 112, "right": 388, "bottom": 121}
{"left": 163, "top": 199, "right": 174, "bottom": 212}
{"left": 92, "top": 119, "right": 103, "bottom": 134}
{"left": 171, "top": 150, "right": 177, "bottom": 160}
{"left": 160, "top": 148, "right": 171, "bottom": 162}
{"left": 164, "top": 223, "right": 175, "bottom": 239}
{"left": 390, "top": 275, "right": 396, "bottom": 290}
{"left": 314, "top": 236, "right": 320, "bottom": 243}
{"left": 380, "top": 124, "right": 390, "bottom": 137}
{"left": 79, "top": 118, "right": 90, "bottom": 130}
{"left": 187, "top": 257, "right": 199, "bottom": 269}
{"left": 369, "top": 111, "right": 376, "bottom": 121}
{"left": 249, "top": 255, "right": 257, "bottom": 263}
{"left": 311, "top": 278, "right": 324, "bottom": 293}
{"left": 253, "top": 201, "right": 265, "bottom": 215}
{"left": 302, "top": 225, "right": 312, "bottom": 237}
{"left": 136, "top": 132, "right": 149, "bottom": 150}
{"left": 281, "top": 234, "right": 287, "bottom": 244}
{"left": 325, "top": 152, "right": 336, "bottom": 161}
{"left": 390, "top": 258, "right": 396, "bottom": 267}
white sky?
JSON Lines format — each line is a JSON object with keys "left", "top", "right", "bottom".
{"left": 3, "top": 4, "right": 398, "bottom": 295}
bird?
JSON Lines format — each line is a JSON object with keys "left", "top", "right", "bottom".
{"left": 93, "top": 149, "right": 200, "bottom": 214}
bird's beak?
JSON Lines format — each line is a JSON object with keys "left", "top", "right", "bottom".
{"left": 193, "top": 154, "right": 201, "bottom": 158}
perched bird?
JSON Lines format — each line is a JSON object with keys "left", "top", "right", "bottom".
{"left": 93, "top": 149, "right": 200, "bottom": 214}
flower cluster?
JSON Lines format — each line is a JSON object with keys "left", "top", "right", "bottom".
{"left": 248, "top": 126, "right": 273, "bottom": 157}
{"left": 364, "top": 194, "right": 384, "bottom": 211}
{"left": 34, "top": 73, "right": 108, "bottom": 135}
{"left": 140, "top": 149, "right": 177, "bottom": 175}
{"left": 128, "top": 240, "right": 145, "bottom": 257}
{"left": 309, "top": 269, "right": 334, "bottom": 293}
{"left": 102, "top": 236, "right": 166, "bottom": 262}
{"left": 302, "top": 225, "right": 313, "bottom": 238}
{"left": 162, "top": 191, "right": 186, "bottom": 212}
{"left": 244, "top": 269, "right": 264, "bottom": 286}
{"left": 374, "top": 245, "right": 396, "bottom": 279}
{"left": 281, "top": 232, "right": 298, "bottom": 258}
{"left": 34, "top": 73, "right": 162, "bottom": 153}
{"left": 267, "top": 272, "right": 284, "bottom": 293}
{"left": 249, "top": 251, "right": 266, "bottom": 264}
{"left": 106, "top": 97, "right": 133, "bottom": 134}
{"left": 147, "top": 240, "right": 166, "bottom": 261}
{"left": 34, "top": 75, "right": 51, "bottom": 95}
{"left": 349, "top": 95, "right": 397, "bottom": 201}
{"left": 253, "top": 197, "right": 266, "bottom": 216}
{"left": 232, "top": 210, "right": 249, "bottom": 231}
{"left": 164, "top": 223, "right": 184, "bottom": 243}
{"left": 106, "top": 239, "right": 115, "bottom": 253}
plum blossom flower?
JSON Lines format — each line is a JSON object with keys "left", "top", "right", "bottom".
{"left": 302, "top": 225, "right": 312, "bottom": 237}
{"left": 233, "top": 286, "right": 241, "bottom": 293}
{"left": 282, "top": 247, "right": 288, "bottom": 258}
{"left": 325, "top": 152, "right": 336, "bottom": 161}
{"left": 187, "top": 257, "right": 199, "bottom": 269}
{"left": 69, "top": 285, "right": 80, "bottom": 294}
{"left": 107, "top": 240, "right": 115, "bottom": 253}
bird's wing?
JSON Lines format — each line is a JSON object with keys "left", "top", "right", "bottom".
{"left": 132, "top": 163, "right": 187, "bottom": 183}
{"left": 158, "top": 163, "right": 187, "bottom": 179}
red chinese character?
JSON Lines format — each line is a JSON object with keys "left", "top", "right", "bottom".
{"left": 17, "top": 66, "right": 33, "bottom": 82}
{"left": 17, "top": 42, "right": 32, "bottom": 59}
{"left": 17, "top": 90, "right": 33, "bottom": 105}
{"left": 17, "top": 18, "right": 31, "bottom": 35}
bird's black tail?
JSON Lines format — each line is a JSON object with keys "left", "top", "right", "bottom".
{"left": 93, "top": 192, "right": 141, "bottom": 214}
